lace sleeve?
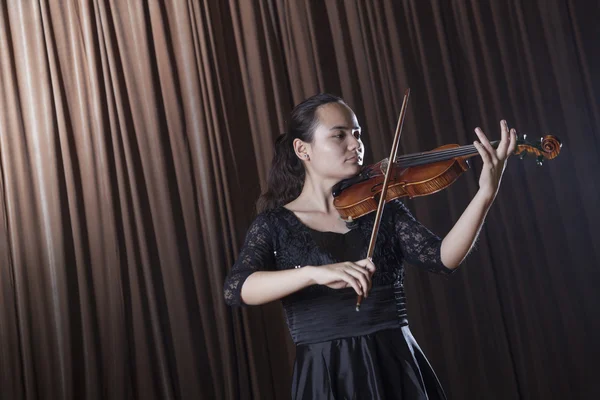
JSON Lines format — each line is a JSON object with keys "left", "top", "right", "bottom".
{"left": 223, "top": 212, "right": 276, "bottom": 306}
{"left": 390, "top": 199, "right": 456, "bottom": 275}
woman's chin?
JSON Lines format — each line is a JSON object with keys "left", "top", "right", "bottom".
{"left": 339, "top": 164, "right": 361, "bottom": 178}
{"left": 349, "top": 162, "right": 362, "bottom": 172}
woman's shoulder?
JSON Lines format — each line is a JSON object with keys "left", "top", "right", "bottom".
{"left": 382, "top": 199, "right": 412, "bottom": 219}
{"left": 251, "top": 204, "right": 292, "bottom": 229}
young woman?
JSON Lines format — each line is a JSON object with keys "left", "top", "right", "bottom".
{"left": 224, "top": 93, "right": 517, "bottom": 399}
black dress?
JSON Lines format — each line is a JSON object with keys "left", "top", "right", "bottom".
{"left": 224, "top": 199, "right": 457, "bottom": 399}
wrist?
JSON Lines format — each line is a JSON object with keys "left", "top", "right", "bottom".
{"left": 300, "top": 265, "right": 316, "bottom": 285}
{"left": 476, "top": 187, "right": 496, "bottom": 206}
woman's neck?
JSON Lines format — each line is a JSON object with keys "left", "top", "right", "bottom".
{"left": 290, "top": 175, "right": 338, "bottom": 214}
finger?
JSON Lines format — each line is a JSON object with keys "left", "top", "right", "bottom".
{"left": 345, "top": 266, "right": 371, "bottom": 297}
{"left": 354, "top": 258, "right": 376, "bottom": 274}
{"left": 473, "top": 140, "right": 493, "bottom": 165}
{"left": 364, "top": 259, "right": 376, "bottom": 292}
{"left": 367, "top": 259, "right": 376, "bottom": 291}
{"left": 353, "top": 259, "right": 375, "bottom": 293}
{"left": 340, "top": 273, "right": 362, "bottom": 296}
{"left": 497, "top": 120, "right": 510, "bottom": 159}
{"left": 367, "top": 258, "right": 377, "bottom": 273}
{"left": 507, "top": 128, "right": 517, "bottom": 156}
{"left": 347, "top": 262, "right": 373, "bottom": 292}
{"left": 341, "top": 263, "right": 366, "bottom": 293}
{"left": 474, "top": 127, "right": 498, "bottom": 164}
{"left": 346, "top": 261, "right": 372, "bottom": 277}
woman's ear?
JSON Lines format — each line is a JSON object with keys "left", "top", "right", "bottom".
{"left": 293, "top": 138, "right": 310, "bottom": 160}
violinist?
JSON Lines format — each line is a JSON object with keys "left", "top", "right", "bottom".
{"left": 223, "top": 93, "right": 517, "bottom": 399}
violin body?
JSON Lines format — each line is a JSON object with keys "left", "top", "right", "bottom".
{"left": 333, "top": 144, "right": 469, "bottom": 220}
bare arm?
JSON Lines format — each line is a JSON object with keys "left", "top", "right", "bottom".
{"left": 440, "top": 190, "right": 493, "bottom": 268}
{"left": 223, "top": 210, "right": 376, "bottom": 307}
{"left": 240, "top": 259, "right": 376, "bottom": 306}
{"left": 441, "top": 120, "right": 517, "bottom": 269}
{"left": 241, "top": 268, "right": 314, "bottom": 305}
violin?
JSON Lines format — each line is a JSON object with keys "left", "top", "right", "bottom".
{"left": 346, "top": 89, "right": 562, "bottom": 311}
{"left": 332, "top": 134, "right": 562, "bottom": 222}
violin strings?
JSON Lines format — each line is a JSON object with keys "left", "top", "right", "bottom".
{"left": 394, "top": 141, "right": 502, "bottom": 167}
{"left": 396, "top": 146, "right": 475, "bottom": 166}
{"left": 406, "top": 148, "right": 478, "bottom": 165}
{"left": 367, "top": 145, "right": 477, "bottom": 175}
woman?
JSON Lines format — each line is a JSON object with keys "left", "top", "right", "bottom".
{"left": 224, "top": 93, "right": 516, "bottom": 399}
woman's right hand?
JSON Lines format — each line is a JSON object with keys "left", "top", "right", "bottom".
{"left": 308, "top": 258, "right": 376, "bottom": 297}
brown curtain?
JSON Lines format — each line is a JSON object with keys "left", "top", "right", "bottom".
{"left": 1, "top": 1, "right": 598, "bottom": 399}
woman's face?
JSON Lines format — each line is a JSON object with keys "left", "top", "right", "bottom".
{"left": 305, "top": 102, "right": 364, "bottom": 181}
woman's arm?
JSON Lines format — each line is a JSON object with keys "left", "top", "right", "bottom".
{"left": 240, "top": 268, "right": 315, "bottom": 305}
{"left": 224, "top": 210, "right": 376, "bottom": 307}
{"left": 440, "top": 120, "right": 517, "bottom": 269}
{"left": 440, "top": 190, "right": 494, "bottom": 268}
{"left": 240, "top": 259, "right": 376, "bottom": 305}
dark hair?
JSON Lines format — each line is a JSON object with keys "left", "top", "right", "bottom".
{"left": 256, "top": 93, "right": 344, "bottom": 213}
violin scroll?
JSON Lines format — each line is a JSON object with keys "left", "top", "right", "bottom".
{"left": 515, "top": 134, "right": 562, "bottom": 166}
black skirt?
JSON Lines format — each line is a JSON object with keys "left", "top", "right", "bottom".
{"left": 291, "top": 326, "right": 447, "bottom": 400}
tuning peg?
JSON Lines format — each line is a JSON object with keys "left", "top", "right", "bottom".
{"left": 536, "top": 155, "right": 544, "bottom": 166}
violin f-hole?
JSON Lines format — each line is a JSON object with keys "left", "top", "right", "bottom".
{"left": 370, "top": 183, "right": 383, "bottom": 193}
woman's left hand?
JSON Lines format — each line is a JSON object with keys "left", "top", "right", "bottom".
{"left": 473, "top": 120, "right": 517, "bottom": 201}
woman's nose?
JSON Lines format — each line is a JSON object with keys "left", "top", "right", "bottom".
{"left": 348, "top": 135, "right": 361, "bottom": 151}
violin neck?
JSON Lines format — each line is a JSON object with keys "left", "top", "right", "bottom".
{"left": 394, "top": 140, "right": 502, "bottom": 167}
